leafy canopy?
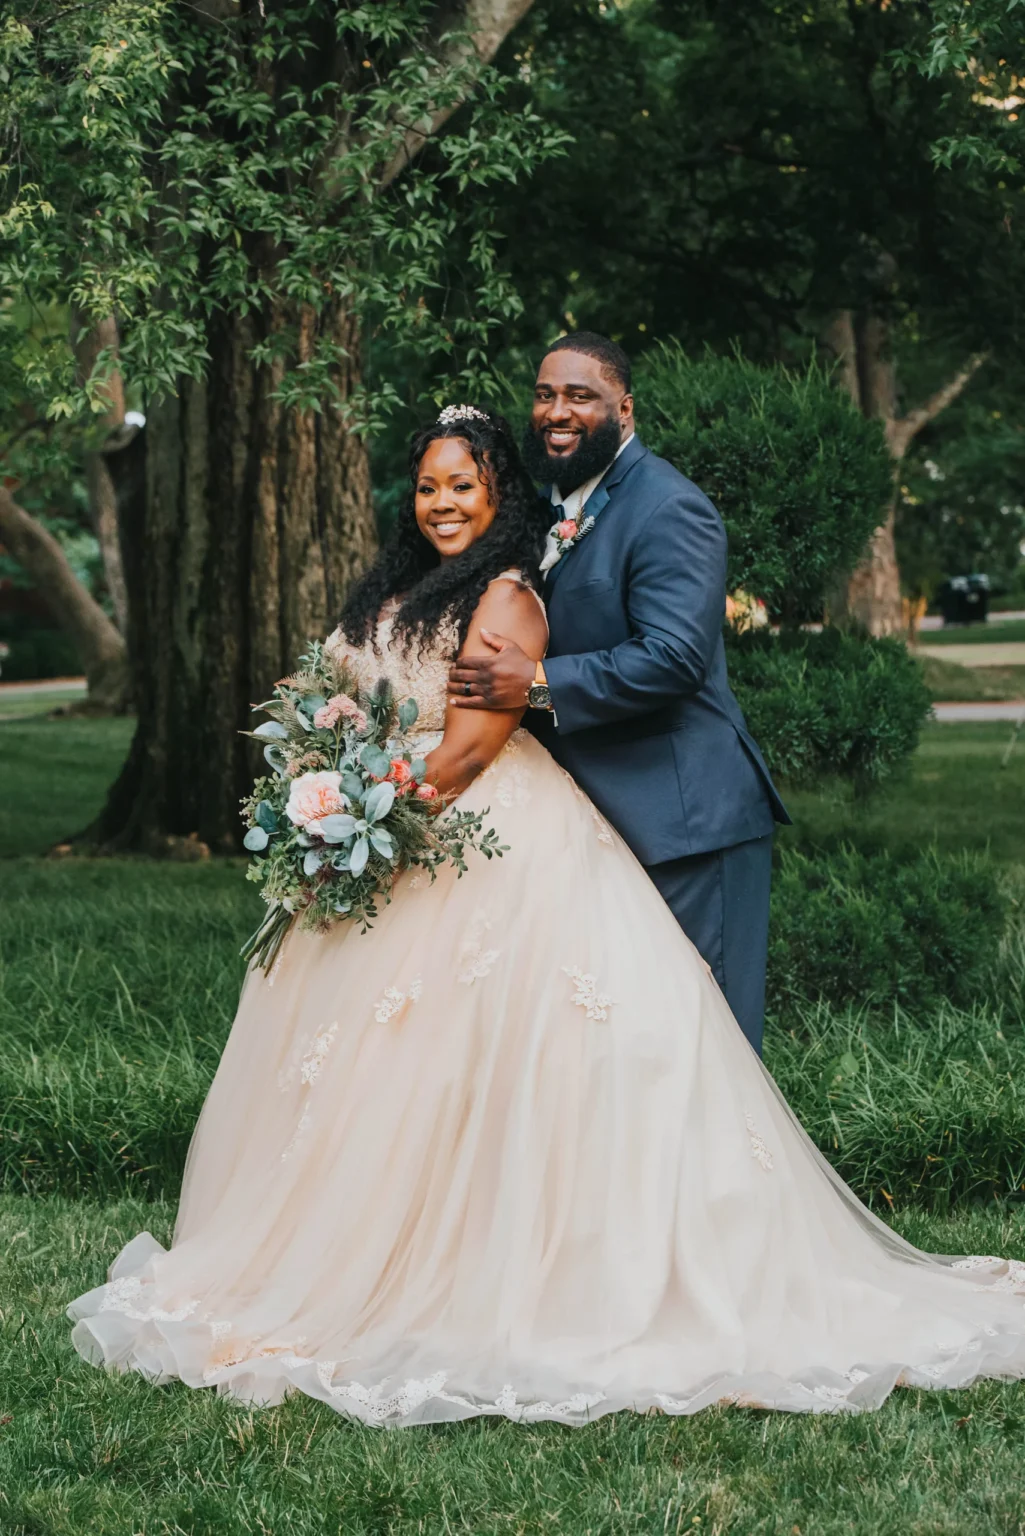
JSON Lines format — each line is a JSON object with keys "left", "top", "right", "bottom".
{"left": 0, "top": 0, "right": 567, "bottom": 431}
{"left": 637, "top": 342, "right": 894, "bottom": 624}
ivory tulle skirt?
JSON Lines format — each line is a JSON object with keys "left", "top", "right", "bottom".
{"left": 69, "top": 731, "right": 1025, "bottom": 1426}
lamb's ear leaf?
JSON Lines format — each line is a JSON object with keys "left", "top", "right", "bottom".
{"left": 397, "top": 697, "right": 419, "bottom": 731}
{"left": 313, "top": 813, "right": 357, "bottom": 844}
{"left": 369, "top": 830, "right": 395, "bottom": 860}
{"left": 364, "top": 781, "right": 396, "bottom": 823}
{"left": 350, "top": 835, "right": 370, "bottom": 877}
{"left": 360, "top": 743, "right": 391, "bottom": 779}
{"left": 303, "top": 848, "right": 325, "bottom": 877}
{"left": 253, "top": 721, "right": 289, "bottom": 740}
{"left": 264, "top": 744, "right": 288, "bottom": 774}
{"left": 243, "top": 826, "right": 270, "bottom": 852}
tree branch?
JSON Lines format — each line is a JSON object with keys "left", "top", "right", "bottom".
{"left": 376, "top": 0, "right": 536, "bottom": 190}
{"left": 0, "top": 486, "right": 129, "bottom": 710}
{"left": 886, "top": 352, "right": 988, "bottom": 458}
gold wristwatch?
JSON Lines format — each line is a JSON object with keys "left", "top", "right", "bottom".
{"left": 527, "top": 659, "right": 553, "bottom": 711}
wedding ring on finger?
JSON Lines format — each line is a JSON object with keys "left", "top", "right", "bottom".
{"left": 463, "top": 682, "right": 471, "bottom": 696}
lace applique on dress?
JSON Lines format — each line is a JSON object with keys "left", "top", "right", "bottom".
{"left": 300, "top": 1023, "right": 339, "bottom": 1085}
{"left": 374, "top": 978, "right": 422, "bottom": 1024}
{"left": 564, "top": 967, "right": 614, "bottom": 1021}
{"left": 305, "top": 1362, "right": 606, "bottom": 1425}
{"left": 98, "top": 1276, "right": 198, "bottom": 1323}
{"left": 457, "top": 911, "right": 500, "bottom": 985}
{"left": 744, "top": 1111, "right": 774, "bottom": 1171}
{"left": 951, "top": 1256, "right": 1025, "bottom": 1292}
{"left": 492, "top": 761, "right": 532, "bottom": 810}
{"left": 589, "top": 805, "right": 614, "bottom": 845}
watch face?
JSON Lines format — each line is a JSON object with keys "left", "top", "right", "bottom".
{"left": 528, "top": 683, "right": 552, "bottom": 710}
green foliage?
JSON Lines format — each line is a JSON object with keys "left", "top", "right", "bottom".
{"left": 767, "top": 843, "right": 1012, "bottom": 1018}
{"left": 896, "top": 386, "right": 1025, "bottom": 601}
{"left": 0, "top": 0, "right": 568, "bottom": 430}
{"left": 8, "top": 1193, "right": 1025, "bottom": 1536}
{"left": 0, "top": 620, "right": 81, "bottom": 683}
{"left": 727, "top": 628, "right": 933, "bottom": 789}
{"left": 771, "top": 998, "right": 1025, "bottom": 1210}
{"left": 638, "top": 344, "right": 893, "bottom": 623}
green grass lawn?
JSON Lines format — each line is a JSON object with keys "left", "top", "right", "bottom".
{"left": 926, "top": 618, "right": 1025, "bottom": 646}
{"left": 785, "top": 722, "right": 1025, "bottom": 863}
{"left": 918, "top": 655, "right": 1025, "bottom": 703}
{"left": 3, "top": 712, "right": 1025, "bottom": 1534}
{"left": 0, "top": 687, "right": 88, "bottom": 721}
{"left": 0, "top": 714, "right": 136, "bottom": 856}
{"left": 6, "top": 1194, "right": 1025, "bottom": 1536}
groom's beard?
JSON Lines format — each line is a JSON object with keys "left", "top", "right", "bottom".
{"left": 522, "top": 413, "right": 623, "bottom": 494}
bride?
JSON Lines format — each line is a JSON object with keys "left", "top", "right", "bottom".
{"left": 70, "top": 408, "right": 1025, "bottom": 1427}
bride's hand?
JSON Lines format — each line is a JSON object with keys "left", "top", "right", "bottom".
{"left": 447, "top": 630, "right": 535, "bottom": 711}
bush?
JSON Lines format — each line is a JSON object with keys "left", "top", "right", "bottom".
{"left": 768, "top": 1000, "right": 1025, "bottom": 1210}
{"left": 0, "top": 618, "right": 81, "bottom": 681}
{"left": 767, "top": 843, "right": 1012, "bottom": 1019}
{"left": 728, "top": 627, "right": 933, "bottom": 789}
{"left": 637, "top": 342, "right": 893, "bottom": 623}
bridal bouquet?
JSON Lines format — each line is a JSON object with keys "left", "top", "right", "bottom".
{"left": 239, "top": 641, "right": 505, "bottom": 971}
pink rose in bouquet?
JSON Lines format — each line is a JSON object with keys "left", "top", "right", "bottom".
{"left": 285, "top": 770, "right": 346, "bottom": 828}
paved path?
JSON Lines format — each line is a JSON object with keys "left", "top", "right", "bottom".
{"left": 920, "top": 610, "right": 1025, "bottom": 631}
{"left": 0, "top": 676, "right": 86, "bottom": 697}
{"left": 918, "top": 642, "right": 1025, "bottom": 668}
{"left": 932, "top": 701, "right": 1025, "bottom": 722}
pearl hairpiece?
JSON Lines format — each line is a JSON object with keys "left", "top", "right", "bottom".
{"left": 437, "top": 404, "right": 489, "bottom": 426}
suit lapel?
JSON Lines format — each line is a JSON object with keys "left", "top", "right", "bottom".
{"left": 543, "top": 438, "right": 647, "bottom": 593}
{"left": 544, "top": 485, "right": 610, "bottom": 593}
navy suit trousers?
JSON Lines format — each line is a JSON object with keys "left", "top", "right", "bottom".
{"left": 645, "top": 834, "right": 774, "bottom": 1056}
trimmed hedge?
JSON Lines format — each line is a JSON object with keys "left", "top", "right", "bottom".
{"left": 638, "top": 342, "right": 893, "bottom": 623}
{"left": 768, "top": 843, "right": 1012, "bottom": 1019}
{"left": 728, "top": 626, "right": 933, "bottom": 790}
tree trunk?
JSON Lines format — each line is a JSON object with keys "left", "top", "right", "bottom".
{"left": 823, "top": 291, "right": 986, "bottom": 637}
{"left": 0, "top": 487, "right": 130, "bottom": 711}
{"left": 91, "top": 302, "right": 376, "bottom": 854}
{"left": 73, "top": 313, "right": 131, "bottom": 632}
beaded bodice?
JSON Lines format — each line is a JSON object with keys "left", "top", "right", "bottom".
{"left": 324, "top": 572, "right": 544, "bottom": 735}
{"left": 325, "top": 603, "right": 456, "bottom": 733}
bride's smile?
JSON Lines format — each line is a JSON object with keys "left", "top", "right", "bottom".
{"left": 415, "top": 437, "right": 498, "bottom": 561}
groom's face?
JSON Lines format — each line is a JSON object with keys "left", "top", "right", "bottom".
{"left": 525, "top": 350, "right": 634, "bottom": 493}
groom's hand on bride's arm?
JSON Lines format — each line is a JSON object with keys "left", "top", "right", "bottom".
{"left": 448, "top": 631, "right": 535, "bottom": 710}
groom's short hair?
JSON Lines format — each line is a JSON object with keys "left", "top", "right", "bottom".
{"left": 543, "top": 332, "right": 632, "bottom": 394}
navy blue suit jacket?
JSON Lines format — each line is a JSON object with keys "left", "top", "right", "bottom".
{"left": 530, "top": 437, "right": 789, "bottom": 866}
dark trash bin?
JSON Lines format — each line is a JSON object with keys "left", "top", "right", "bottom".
{"left": 938, "top": 574, "right": 990, "bottom": 626}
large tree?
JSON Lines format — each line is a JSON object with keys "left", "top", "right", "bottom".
{"left": 488, "top": 0, "right": 1025, "bottom": 632}
{"left": 2, "top": 0, "right": 555, "bottom": 850}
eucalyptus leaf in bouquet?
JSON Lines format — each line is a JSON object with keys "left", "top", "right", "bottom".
{"left": 239, "top": 641, "right": 506, "bottom": 971}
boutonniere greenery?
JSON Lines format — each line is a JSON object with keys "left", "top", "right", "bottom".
{"left": 540, "top": 513, "right": 596, "bottom": 575}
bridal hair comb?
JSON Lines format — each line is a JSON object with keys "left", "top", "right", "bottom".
{"left": 437, "top": 404, "right": 490, "bottom": 426}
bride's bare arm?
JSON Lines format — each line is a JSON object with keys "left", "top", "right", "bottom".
{"left": 425, "top": 583, "right": 547, "bottom": 798}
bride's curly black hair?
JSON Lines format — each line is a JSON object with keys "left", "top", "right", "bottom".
{"left": 338, "top": 410, "right": 547, "bottom": 658}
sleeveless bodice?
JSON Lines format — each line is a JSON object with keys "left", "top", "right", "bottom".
{"left": 325, "top": 604, "right": 456, "bottom": 733}
{"left": 324, "top": 572, "right": 545, "bottom": 735}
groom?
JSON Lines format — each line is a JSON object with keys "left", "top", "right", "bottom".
{"left": 448, "top": 332, "right": 789, "bottom": 1054}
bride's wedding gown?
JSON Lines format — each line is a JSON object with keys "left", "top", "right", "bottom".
{"left": 70, "top": 582, "right": 1025, "bottom": 1426}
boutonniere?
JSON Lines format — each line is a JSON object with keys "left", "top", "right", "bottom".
{"left": 539, "top": 513, "right": 596, "bottom": 575}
